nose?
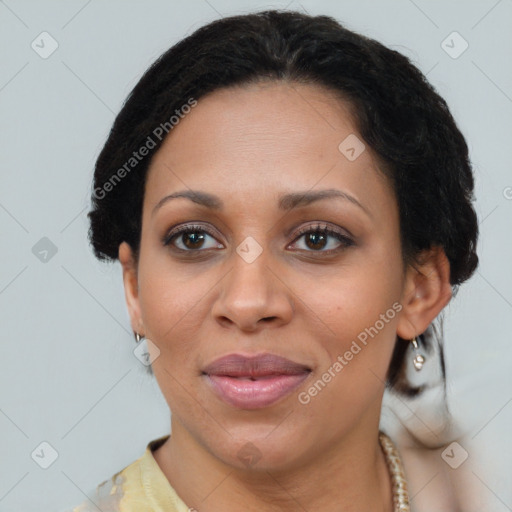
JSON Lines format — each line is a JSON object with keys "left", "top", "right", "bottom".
{"left": 211, "top": 248, "right": 294, "bottom": 332}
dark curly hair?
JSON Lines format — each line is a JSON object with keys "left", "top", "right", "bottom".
{"left": 88, "top": 10, "right": 479, "bottom": 394}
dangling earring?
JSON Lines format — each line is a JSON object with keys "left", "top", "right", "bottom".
{"left": 134, "top": 331, "right": 144, "bottom": 343}
{"left": 411, "top": 336, "right": 425, "bottom": 371}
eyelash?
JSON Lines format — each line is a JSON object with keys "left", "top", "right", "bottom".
{"left": 293, "top": 224, "right": 354, "bottom": 253}
{"left": 163, "top": 223, "right": 354, "bottom": 256}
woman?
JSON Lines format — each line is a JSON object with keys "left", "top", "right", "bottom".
{"left": 70, "top": 9, "right": 478, "bottom": 512}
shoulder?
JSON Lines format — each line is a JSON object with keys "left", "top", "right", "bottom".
{"left": 64, "top": 463, "right": 134, "bottom": 512}
{"left": 63, "top": 435, "right": 176, "bottom": 512}
{"left": 63, "top": 445, "right": 149, "bottom": 512}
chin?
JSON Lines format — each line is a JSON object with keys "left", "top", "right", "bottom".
{"left": 211, "top": 426, "right": 310, "bottom": 473}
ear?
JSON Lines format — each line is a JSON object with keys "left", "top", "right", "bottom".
{"left": 118, "top": 241, "right": 144, "bottom": 336}
{"left": 396, "top": 245, "right": 452, "bottom": 339}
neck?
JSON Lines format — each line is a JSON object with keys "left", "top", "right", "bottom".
{"left": 153, "top": 418, "right": 394, "bottom": 512}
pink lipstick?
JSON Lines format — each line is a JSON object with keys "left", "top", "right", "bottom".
{"left": 202, "top": 353, "right": 311, "bottom": 409}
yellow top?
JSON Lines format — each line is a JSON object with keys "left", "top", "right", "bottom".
{"left": 70, "top": 435, "right": 190, "bottom": 512}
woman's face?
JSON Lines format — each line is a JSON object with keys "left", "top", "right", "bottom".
{"left": 120, "top": 81, "right": 439, "bottom": 471}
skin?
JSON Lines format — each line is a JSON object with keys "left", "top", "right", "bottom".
{"left": 119, "top": 81, "right": 452, "bottom": 511}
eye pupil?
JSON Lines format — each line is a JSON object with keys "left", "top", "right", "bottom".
{"left": 306, "top": 232, "right": 327, "bottom": 250}
{"left": 183, "top": 232, "right": 205, "bottom": 249}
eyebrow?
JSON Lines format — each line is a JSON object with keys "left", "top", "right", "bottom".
{"left": 152, "top": 188, "right": 371, "bottom": 218}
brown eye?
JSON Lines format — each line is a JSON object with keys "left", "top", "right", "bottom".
{"left": 179, "top": 232, "right": 207, "bottom": 250}
{"left": 163, "top": 225, "right": 223, "bottom": 252}
{"left": 304, "top": 232, "right": 329, "bottom": 250}
{"left": 290, "top": 224, "right": 354, "bottom": 254}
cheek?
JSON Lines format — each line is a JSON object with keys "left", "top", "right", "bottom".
{"left": 137, "top": 271, "right": 210, "bottom": 412}
{"left": 304, "top": 255, "right": 402, "bottom": 342}
{"left": 298, "top": 281, "right": 399, "bottom": 425}
{"left": 137, "top": 263, "right": 209, "bottom": 364}
{"left": 297, "top": 247, "right": 402, "bottom": 391}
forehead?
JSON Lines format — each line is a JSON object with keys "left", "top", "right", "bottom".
{"left": 144, "top": 81, "right": 394, "bottom": 217}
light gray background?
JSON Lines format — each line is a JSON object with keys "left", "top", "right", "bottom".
{"left": 0, "top": 1, "right": 511, "bottom": 511}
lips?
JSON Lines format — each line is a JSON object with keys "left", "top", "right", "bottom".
{"left": 202, "top": 353, "right": 311, "bottom": 377}
{"left": 202, "top": 353, "right": 311, "bottom": 409}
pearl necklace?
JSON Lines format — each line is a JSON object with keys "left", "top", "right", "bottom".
{"left": 379, "top": 432, "right": 411, "bottom": 512}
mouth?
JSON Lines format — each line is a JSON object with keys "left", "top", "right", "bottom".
{"left": 201, "top": 353, "right": 312, "bottom": 409}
